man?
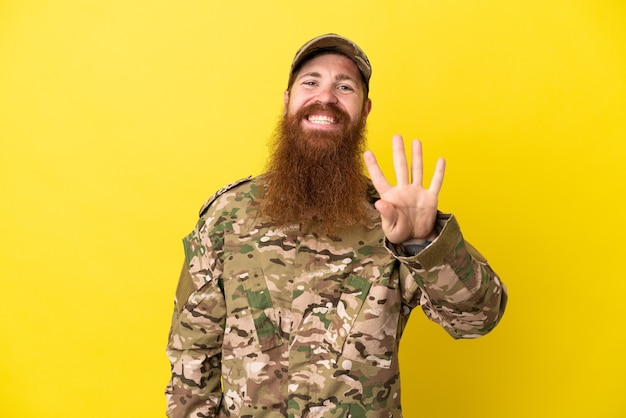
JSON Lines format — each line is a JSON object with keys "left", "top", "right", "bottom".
{"left": 166, "top": 33, "right": 507, "bottom": 418}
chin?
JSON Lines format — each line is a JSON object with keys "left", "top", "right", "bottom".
{"left": 303, "top": 135, "right": 336, "bottom": 149}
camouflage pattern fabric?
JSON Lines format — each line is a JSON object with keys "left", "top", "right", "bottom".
{"left": 166, "top": 176, "right": 507, "bottom": 417}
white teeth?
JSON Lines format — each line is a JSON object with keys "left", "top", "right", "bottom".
{"left": 307, "top": 115, "right": 337, "bottom": 124}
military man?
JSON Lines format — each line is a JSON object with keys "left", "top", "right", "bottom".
{"left": 165, "top": 33, "right": 507, "bottom": 417}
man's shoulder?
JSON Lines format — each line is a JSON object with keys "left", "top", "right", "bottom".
{"left": 198, "top": 175, "right": 262, "bottom": 218}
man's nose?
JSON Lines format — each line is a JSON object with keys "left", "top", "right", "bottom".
{"left": 314, "top": 85, "right": 338, "bottom": 104}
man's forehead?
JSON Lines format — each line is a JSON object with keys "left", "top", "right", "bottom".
{"left": 287, "top": 34, "right": 372, "bottom": 93}
{"left": 296, "top": 53, "right": 361, "bottom": 78}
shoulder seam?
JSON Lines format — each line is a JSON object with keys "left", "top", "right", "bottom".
{"left": 198, "top": 176, "right": 253, "bottom": 217}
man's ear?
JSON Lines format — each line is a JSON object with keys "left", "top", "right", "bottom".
{"left": 283, "top": 90, "right": 290, "bottom": 114}
{"left": 363, "top": 98, "right": 372, "bottom": 119}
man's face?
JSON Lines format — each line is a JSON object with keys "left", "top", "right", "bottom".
{"left": 284, "top": 53, "right": 371, "bottom": 136}
{"left": 260, "top": 53, "right": 373, "bottom": 231}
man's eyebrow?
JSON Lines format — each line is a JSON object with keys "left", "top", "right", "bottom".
{"left": 296, "top": 72, "right": 357, "bottom": 83}
{"left": 335, "top": 74, "right": 357, "bottom": 83}
{"left": 297, "top": 71, "right": 322, "bottom": 80}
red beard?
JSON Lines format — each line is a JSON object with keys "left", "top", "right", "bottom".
{"left": 260, "top": 102, "right": 370, "bottom": 233}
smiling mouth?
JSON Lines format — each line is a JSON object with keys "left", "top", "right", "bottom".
{"left": 307, "top": 115, "right": 338, "bottom": 125}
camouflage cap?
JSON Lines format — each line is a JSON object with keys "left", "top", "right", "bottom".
{"left": 287, "top": 33, "right": 372, "bottom": 92}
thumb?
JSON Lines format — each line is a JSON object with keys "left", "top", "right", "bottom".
{"left": 374, "top": 199, "right": 398, "bottom": 226}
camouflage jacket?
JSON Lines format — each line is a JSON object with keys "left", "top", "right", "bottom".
{"left": 166, "top": 176, "right": 507, "bottom": 418}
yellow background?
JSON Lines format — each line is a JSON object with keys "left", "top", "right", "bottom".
{"left": 1, "top": 0, "right": 625, "bottom": 417}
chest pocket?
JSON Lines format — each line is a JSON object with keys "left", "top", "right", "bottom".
{"left": 222, "top": 268, "right": 283, "bottom": 359}
{"left": 341, "top": 279, "right": 400, "bottom": 369}
{"left": 304, "top": 271, "right": 400, "bottom": 370}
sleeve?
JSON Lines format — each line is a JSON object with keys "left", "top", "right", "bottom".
{"left": 165, "top": 227, "right": 227, "bottom": 417}
{"left": 389, "top": 213, "right": 508, "bottom": 339}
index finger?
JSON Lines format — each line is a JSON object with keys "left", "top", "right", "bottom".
{"left": 364, "top": 150, "right": 392, "bottom": 195}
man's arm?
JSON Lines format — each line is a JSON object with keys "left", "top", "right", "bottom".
{"left": 391, "top": 213, "right": 507, "bottom": 339}
{"left": 366, "top": 135, "right": 506, "bottom": 337}
{"left": 165, "top": 264, "right": 225, "bottom": 418}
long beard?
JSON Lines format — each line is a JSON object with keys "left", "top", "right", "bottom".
{"left": 260, "top": 103, "right": 370, "bottom": 233}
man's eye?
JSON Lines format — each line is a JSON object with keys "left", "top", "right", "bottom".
{"left": 303, "top": 81, "right": 317, "bottom": 86}
{"left": 338, "top": 85, "right": 354, "bottom": 92}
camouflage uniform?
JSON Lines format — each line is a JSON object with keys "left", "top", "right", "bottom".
{"left": 166, "top": 176, "right": 507, "bottom": 418}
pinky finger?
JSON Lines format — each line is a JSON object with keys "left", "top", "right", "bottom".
{"left": 429, "top": 157, "right": 446, "bottom": 194}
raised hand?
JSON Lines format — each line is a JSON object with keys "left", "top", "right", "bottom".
{"left": 364, "top": 134, "right": 446, "bottom": 244}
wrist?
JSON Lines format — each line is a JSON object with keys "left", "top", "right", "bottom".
{"left": 403, "top": 231, "right": 437, "bottom": 246}
{"left": 400, "top": 231, "right": 437, "bottom": 256}
{"left": 401, "top": 239, "right": 433, "bottom": 256}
